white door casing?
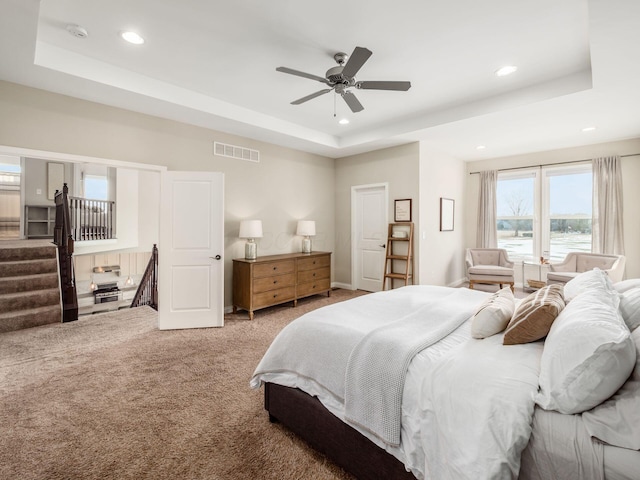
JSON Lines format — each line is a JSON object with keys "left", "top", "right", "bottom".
{"left": 158, "top": 171, "right": 224, "bottom": 329}
{"left": 351, "top": 183, "right": 388, "bottom": 292}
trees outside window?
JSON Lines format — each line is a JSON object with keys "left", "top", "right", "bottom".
{"left": 496, "top": 164, "right": 592, "bottom": 262}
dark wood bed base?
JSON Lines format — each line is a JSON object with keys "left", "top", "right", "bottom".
{"left": 264, "top": 382, "right": 416, "bottom": 480}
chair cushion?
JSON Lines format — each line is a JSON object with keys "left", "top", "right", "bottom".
{"left": 546, "top": 271, "right": 579, "bottom": 283}
{"left": 468, "top": 265, "right": 513, "bottom": 277}
{"left": 470, "top": 250, "right": 500, "bottom": 266}
{"left": 576, "top": 254, "right": 617, "bottom": 273}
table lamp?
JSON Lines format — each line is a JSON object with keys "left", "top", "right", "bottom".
{"left": 296, "top": 220, "right": 316, "bottom": 254}
{"left": 239, "top": 220, "right": 263, "bottom": 260}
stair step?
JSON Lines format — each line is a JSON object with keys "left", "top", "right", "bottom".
{"left": 0, "top": 304, "right": 61, "bottom": 333}
{"left": 0, "top": 288, "right": 60, "bottom": 313}
{"left": 0, "top": 258, "right": 58, "bottom": 278}
{"left": 0, "top": 243, "right": 57, "bottom": 262}
{"left": 0, "top": 273, "right": 59, "bottom": 295}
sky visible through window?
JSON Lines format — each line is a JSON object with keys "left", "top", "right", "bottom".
{"left": 85, "top": 175, "right": 108, "bottom": 200}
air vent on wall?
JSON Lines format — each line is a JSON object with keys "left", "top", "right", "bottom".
{"left": 213, "top": 141, "right": 260, "bottom": 163}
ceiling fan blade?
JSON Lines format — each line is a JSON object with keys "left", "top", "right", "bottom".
{"left": 341, "top": 91, "right": 364, "bottom": 113}
{"left": 291, "top": 88, "right": 333, "bottom": 105}
{"left": 276, "top": 67, "right": 330, "bottom": 85}
{"left": 356, "top": 81, "right": 411, "bottom": 91}
{"left": 342, "top": 47, "right": 372, "bottom": 78}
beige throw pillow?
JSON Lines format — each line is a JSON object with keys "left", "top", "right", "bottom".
{"left": 503, "top": 284, "right": 565, "bottom": 345}
{"left": 471, "top": 287, "right": 515, "bottom": 339}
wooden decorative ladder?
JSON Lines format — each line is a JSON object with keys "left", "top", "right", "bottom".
{"left": 383, "top": 222, "right": 414, "bottom": 290}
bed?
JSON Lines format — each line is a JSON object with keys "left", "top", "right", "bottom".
{"left": 251, "top": 271, "right": 640, "bottom": 480}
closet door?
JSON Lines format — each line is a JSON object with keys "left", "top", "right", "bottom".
{"left": 158, "top": 171, "right": 224, "bottom": 329}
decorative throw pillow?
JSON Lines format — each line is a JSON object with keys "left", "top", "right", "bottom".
{"left": 563, "top": 268, "right": 619, "bottom": 307}
{"left": 619, "top": 287, "right": 640, "bottom": 332}
{"left": 582, "top": 327, "right": 640, "bottom": 450}
{"left": 503, "top": 284, "right": 565, "bottom": 345}
{"left": 536, "top": 294, "right": 636, "bottom": 414}
{"left": 471, "top": 287, "right": 515, "bottom": 339}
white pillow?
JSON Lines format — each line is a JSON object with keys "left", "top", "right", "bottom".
{"left": 471, "top": 287, "right": 515, "bottom": 339}
{"left": 583, "top": 327, "right": 640, "bottom": 450}
{"left": 613, "top": 278, "right": 640, "bottom": 294}
{"left": 536, "top": 294, "right": 636, "bottom": 414}
{"left": 563, "top": 268, "right": 619, "bottom": 307}
{"left": 619, "top": 287, "right": 640, "bottom": 332}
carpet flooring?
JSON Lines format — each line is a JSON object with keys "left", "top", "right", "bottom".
{"left": 0, "top": 290, "right": 367, "bottom": 480}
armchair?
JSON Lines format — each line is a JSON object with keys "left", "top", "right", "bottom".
{"left": 546, "top": 252, "right": 626, "bottom": 285}
{"left": 466, "top": 248, "right": 515, "bottom": 293}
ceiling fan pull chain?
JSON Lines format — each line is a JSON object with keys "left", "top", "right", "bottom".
{"left": 334, "top": 92, "right": 336, "bottom": 117}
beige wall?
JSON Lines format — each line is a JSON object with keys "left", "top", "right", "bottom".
{"left": 0, "top": 80, "right": 335, "bottom": 309}
{"left": 334, "top": 143, "right": 420, "bottom": 287}
{"left": 419, "top": 144, "right": 467, "bottom": 286}
{"left": 464, "top": 138, "right": 640, "bottom": 280}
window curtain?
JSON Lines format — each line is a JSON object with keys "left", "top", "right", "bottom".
{"left": 592, "top": 156, "right": 625, "bottom": 255}
{"left": 476, "top": 170, "right": 498, "bottom": 248}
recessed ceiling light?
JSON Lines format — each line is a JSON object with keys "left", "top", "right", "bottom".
{"left": 120, "top": 31, "right": 145, "bottom": 45}
{"left": 495, "top": 65, "right": 518, "bottom": 77}
{"left": 476, "top": 145, "right": 486, "bottom": 150}
{"left": 582, "top": 126, "right": 596, "bottom": 132}
{"left": 338, "top": 118, "right": 350, "bottom": 125}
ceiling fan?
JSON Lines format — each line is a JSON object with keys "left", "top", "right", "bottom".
{"left": 276, "top": 46, "right": 411, "bottom": 113}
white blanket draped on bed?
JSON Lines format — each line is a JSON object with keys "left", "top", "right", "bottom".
{"left": 251, "top": 286, "right": 484, "bottom": 446}
{"left": 344, "top": 293, "right": 475, "bottom": 446}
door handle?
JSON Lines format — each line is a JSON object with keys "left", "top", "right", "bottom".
{"left": 210, "top": 255, "right": 222, "bottom": 260}
{"left": 379, "top": 244, "right": 386, "bottom": 248}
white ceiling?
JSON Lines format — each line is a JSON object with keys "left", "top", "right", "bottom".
{"left": 1, "top": 0, "right": 639, "bottom": 160}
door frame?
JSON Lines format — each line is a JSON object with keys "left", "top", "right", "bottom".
{"left": 350, "top": 182, "right": 389, "bottom": 291}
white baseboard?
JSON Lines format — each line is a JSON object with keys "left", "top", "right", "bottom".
{"left": 332, "top": 281, "right": 353, "bottom": 290}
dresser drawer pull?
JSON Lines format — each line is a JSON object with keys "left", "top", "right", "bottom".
{"left": 312, "top": 273, "right": 316, "bottom": 277}
{"left": 273, "top": 280, "right": 278, "bottom": 284}
{"left": 273, "top": 266, "right": 277, "bottom": 271}
{"left": 273, "top": 294, "right": 278, "bottom": 298}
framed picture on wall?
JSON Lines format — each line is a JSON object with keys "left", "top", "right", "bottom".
{"left": 440, "top": 197, "right": 454, "bottom": 231}
{"left": 394, "top": 199, "right": 412, "bottom": 222}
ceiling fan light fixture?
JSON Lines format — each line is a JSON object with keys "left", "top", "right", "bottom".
{"left": 120, "top": 30, "right": 145, "bottom": 45}
{"left": 476, "top": 145, "right": 486, "bottom": 150}
{"left": 495, "top": 65, "right": 518, "bottom": 77}
{"left": 582, "top": 126, "right": 596, "bottom": 132}
{"left": 339, "top": 118, "right": 350, "bottom": 125}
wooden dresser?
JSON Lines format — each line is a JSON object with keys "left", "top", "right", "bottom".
{"left": 232, "top": 251, "right": 331, "bottom": 319}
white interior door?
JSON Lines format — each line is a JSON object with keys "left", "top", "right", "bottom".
{"left": 352, "top": 183, "right": 388, "bottom": 292}
{"left": 158, "top": 171, "right": 224, "bottom": 330}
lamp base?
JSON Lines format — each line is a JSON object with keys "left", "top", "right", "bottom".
{"left": 301, "top": 236, "right": 312, "bottom": 254}
{"left": 245, "top": 239, "right": 257, "bottom": 260}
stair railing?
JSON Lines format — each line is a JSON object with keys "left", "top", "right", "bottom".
{"left": 131, "top": 244, "right": 158, "bottom": 311}
{"left": 53, "top": 183, "right": 79, "bottom": 322}
{"left": 68, "top": 196, "right": 115, "bottom": 241}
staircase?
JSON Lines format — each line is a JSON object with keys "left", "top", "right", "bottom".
{"left": 0, "top": 240, "right": 62, "bottom": 333}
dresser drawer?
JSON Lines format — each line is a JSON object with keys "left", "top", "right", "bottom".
{"left": 297, "top": 266, "right": 330, "bottom": 284}
{"left": 297, "top": 255, "right": 330, "bottom": 271}
{"left": 253, "top": 286, "right": 296, "bottom": 309}
{"left": 253, "top": 273, "right": 295, "bottom": 293}
{"left": 253, "top": 260, "right": 295, "bottom": 278}
{"left": 297, "top": 278, "right": 331, "bottom": 298}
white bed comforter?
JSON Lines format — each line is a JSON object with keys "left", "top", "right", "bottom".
{"left": 250, "top": 286, "right": 544, "bottom": 480}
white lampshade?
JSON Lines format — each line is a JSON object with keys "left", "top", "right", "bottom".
{"left": 296, "top": 220, "right": 316, "bottom": 237}
{"left": 239, "top": 220, "right": 263, "bottom": 239}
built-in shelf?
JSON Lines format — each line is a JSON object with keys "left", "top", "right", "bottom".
{"left": 25, "top": 205, "right": 55, "bottom": 239}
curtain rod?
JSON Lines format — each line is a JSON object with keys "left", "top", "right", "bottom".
{"left": 469, "top": 153, "right": 640, "bottom": 175}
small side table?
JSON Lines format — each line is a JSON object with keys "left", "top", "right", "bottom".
{"left": 522, "top": 261, "right": 550, "bottom": 292}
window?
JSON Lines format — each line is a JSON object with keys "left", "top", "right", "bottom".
{"left": 497, "top": 164, "right": 592, "bottom": 262}
{"left": 84, "top": 174, "right": 108, "bottom": 200}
